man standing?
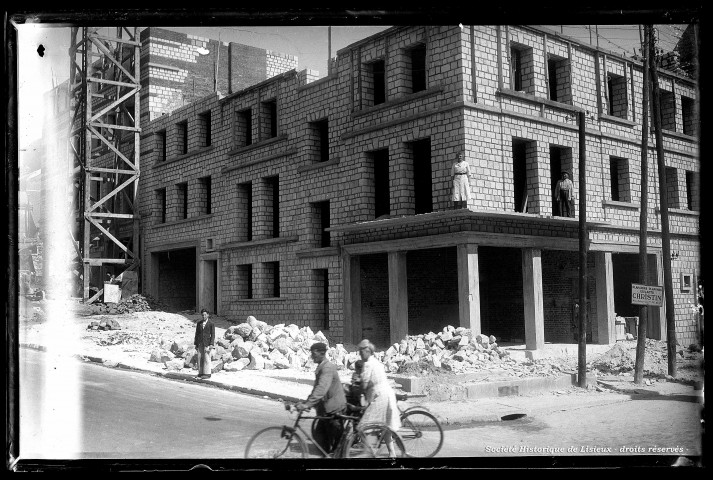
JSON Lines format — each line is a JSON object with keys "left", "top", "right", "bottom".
{"left": 194, "top": 308, "right": 215, "bottom": 379}
{"left": 554, "top": 171, "right": 574, "bottom": 217}
{"left": 296, "top": 342, "right": 347, "bottom": 454}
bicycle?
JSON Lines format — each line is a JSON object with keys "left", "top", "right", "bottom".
{"left": 323, "top": 386, "right": 444, "bottom": 458}
{"left": 245, "top": 401, "right": 406, "bottom": 459}
{"left": 395, "top": 393, "right": 444, "bottom": 458}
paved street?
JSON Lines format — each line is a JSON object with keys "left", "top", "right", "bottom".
{"left": 440, "top": 397, "right": 702, "bottom": 457}
{"left": 17, "top": 348, "right": 703, "bottom": 463}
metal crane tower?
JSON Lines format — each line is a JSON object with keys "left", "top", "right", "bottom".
{"left": 68, "top": 27, "right": 141, "bottom": 303}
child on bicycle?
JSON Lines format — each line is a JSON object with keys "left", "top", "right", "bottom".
{"left": 345, "top": 359, "right": 365, "bottom": 409}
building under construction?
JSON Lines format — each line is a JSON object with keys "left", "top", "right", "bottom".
{"left": 50, "top": 25, "right": 701, "bottom": 353}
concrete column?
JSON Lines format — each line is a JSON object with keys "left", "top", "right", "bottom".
{"left": 388, "top": 251, "right": 409, "bottom": 345}
{"left": 594, "top": 251, "right": 615, "bottom": 344}
{"left": 456, "top": 243, "right": 481, "bottom": 334}
{"left": 522, "top": 248, "right": 545, "bottom": 350}
{"left": 199, "top": 259, "right": 216, "bottom": 314}
{"left": 343, "top": 254, "right": 362, "bottom": 344}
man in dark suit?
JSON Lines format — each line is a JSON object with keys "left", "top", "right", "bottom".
{"left": 296, "top": 342, "right": 347, "bottom": 454}
{"left": 194, "top": 308, "right": 215, "bottom": 379}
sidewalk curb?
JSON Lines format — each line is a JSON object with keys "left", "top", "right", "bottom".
{"left": 20, "top": 343, "right": 306, "bottom": 404}
{"left": 20, "top": 344, "right": 645, "bottom": 425}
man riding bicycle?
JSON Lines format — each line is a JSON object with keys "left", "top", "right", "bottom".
{"left": 295, "top": 342, "right": 347, "bottom": 454}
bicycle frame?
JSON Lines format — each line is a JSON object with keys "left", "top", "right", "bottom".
{"left": 283, "top": 406, "right": 360, "bottom": 458}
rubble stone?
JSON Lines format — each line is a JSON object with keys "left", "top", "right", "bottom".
{"left": 165, "top": 359, "right": 184, "bottom": 371}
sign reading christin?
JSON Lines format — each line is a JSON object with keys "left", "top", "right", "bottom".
{"left": 631, "top": 284, "right": 664, "bottom": 306}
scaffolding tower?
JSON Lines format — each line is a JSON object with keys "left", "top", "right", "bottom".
{"left": 68, "top": 27, "right": 141, "bottom": 303}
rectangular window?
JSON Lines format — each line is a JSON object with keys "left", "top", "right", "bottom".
{"left": 607, "top": 72, "right": 628, "bottom": 119}
{"left": 512, "top": 140, "right": 528, "bottom": 212}
{"left": 236, "top": 264, "right": 252, "bottom": 299}
{"left": 177, "top": 182, "right": 188, "bottom": 219}
{"left": 364, "top": 59, "right": 386, "bottom": 107}
{"left": 609, "top": 157, "right": 631, "bottom": 202}
{"left": 315, "top": 269, "right": 329, "bottom": 330}
{"left": 267, "top": 261, "right": 280, "bottom": 297}
{"left": 550, "top": 145, "right": 573, "bottom": 216}
{"left": 238, "top": 182, "right": 252, "bottom": 242}
{"left": 686, "top": 171, "right": 699, "bottom": 211}
{"left": 665, "top": 167, "right": 680, "bottom": 209}
{"left": 156, "top": 188, "right": 166, "bottom": 223}
{"left": 261, "top": 99, "right": 278, "bottom": 140}
{"left": 371, "top": 149, "right": 390, "bottom": 218}
{"left": 660, "top": 90, "right": 676, "bottom": 131}
{"left": 309, "top": 119, "right": 329, "bottom": 163}
{"left": 198, "top": 176, "right": 211, "bottom": 215}
{"left": 236, "top": 108, "right": 252, "bottom": 147}
{"left": 510, "top": 44, "right": 534, "bottom": 94}
{"left": 199, "top": 111, "right": 211, "bottom": 147}
{"left": 313, "top": 201, "right": 330, "bottom": 247}
{"left": 409, "top": 44, "right": 426, "bottom": 93}
{"left": 267, "top": 176, "right": 279, "bottom": 238}
{"left": 609, "top": 159, "right": 621, "bottom": 202}
{"left": 511, "top": 47, "right": 523, "bottom": 91}
{"left": 411, "top": 138, "right": 433, "bottom": 214}
{"left": 177, "top": 120, "right": 188, "bottom": 155}
{"left": 682, "top": 95, "right": 696, "bottom": 136}
{"left": 547, "top": 55, "right": 571, "bottom": 104}
{"left": 157, "top": 130, "right": 167, "bottom": 162}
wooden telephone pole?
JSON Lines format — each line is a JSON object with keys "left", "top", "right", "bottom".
{"left": 649, "top": 27, "right": 678, "bottom": 376}
{"left": 577, "top": 110, "right": 588, "bottom": 388}
{"left": 634, "top": 25, "right": 651, "bottom": 384}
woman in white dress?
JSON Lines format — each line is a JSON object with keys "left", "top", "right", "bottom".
{"left": 357, "top": 339, "right": 401, "bottom": 456}
{"left": 450, "top": 151, "right": 472, "bottom": 209}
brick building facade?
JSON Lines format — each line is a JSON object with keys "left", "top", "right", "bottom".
{"left": 135, "top": 25, "right": 700, "bottom": 351}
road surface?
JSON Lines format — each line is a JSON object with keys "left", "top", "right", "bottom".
{"left": 16, "top": 348, "right": 703, "bottom": 465}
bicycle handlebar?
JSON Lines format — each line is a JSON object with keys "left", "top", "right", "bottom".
{"left": 283, "top": 401, "right": 361, "bottom": 422}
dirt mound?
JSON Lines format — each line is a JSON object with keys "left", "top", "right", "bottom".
{"left": 590, "top": 343, "right": 634, "bottom": 373}
{"left": 396, "top": 359, "right": 451, "bottom": 376}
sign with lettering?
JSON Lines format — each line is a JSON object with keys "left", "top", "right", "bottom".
{"left": 631, "top": 284, "right": 663, "bottom": 306}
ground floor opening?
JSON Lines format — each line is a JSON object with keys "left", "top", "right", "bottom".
{"left": 347, "top": 244, "right": 663, "bottom": 350}
{"left": 154, "top": 248, "right": 196, "bottom": 312}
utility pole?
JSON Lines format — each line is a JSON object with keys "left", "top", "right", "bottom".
{"left": 649, "top": 24, "right": 678, "bottom": 376}
{"left": 578, "top": 110, "right": 588, "bottom": 388}
{"left": 328, "top": 26, "right": 332, "bottom": 75}
{"left": 634, "top": 25, "right": 651, "bottom": 384}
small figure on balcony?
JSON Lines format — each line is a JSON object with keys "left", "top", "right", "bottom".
{"left": 555, "top": 171, "right": 574, "bottom": 217}
{"left": 451, "top": 152, "right": 472, "bottom": 209}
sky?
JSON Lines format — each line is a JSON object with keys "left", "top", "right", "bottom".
{"left": 14, "top": 23, "right": 688, "bottom": 150}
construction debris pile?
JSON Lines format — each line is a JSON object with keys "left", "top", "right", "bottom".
{"left": 147, "top": 317, "right": 526, "bottom": 376}
{"left": 87, "top": 294, "right": 166, "bottom": 315}
{"left": 382, "top": 326, "right": 512, "bottom": 375}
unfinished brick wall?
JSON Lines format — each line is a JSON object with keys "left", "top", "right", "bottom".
{"left": 359, "top": 253, "right": 390, "bottom": 347}
{"left": 140, "top": 27, "right": 297, "bottom": 123}
{"left": 406, "top": 248, "right": 458, "bottom": 335}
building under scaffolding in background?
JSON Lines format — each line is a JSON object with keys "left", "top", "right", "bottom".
{"left": 41, "top": 27, "right": 299, "bottom": 302}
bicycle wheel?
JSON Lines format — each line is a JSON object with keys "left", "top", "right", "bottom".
{"left": 341, "top": 430, "right": 374, "bottom": 459}
{"left": 244, "top": 426, "right": 307, "bottom": 459}
{"left": 346, "top": 423, "right": 406, "bottom": 458}
{"left": 398, "top": 409, "right": 443, "bottom": 457}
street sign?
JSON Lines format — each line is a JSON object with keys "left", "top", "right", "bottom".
{"left": 631, "top": 283, "right": 663, "bottom": 306}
